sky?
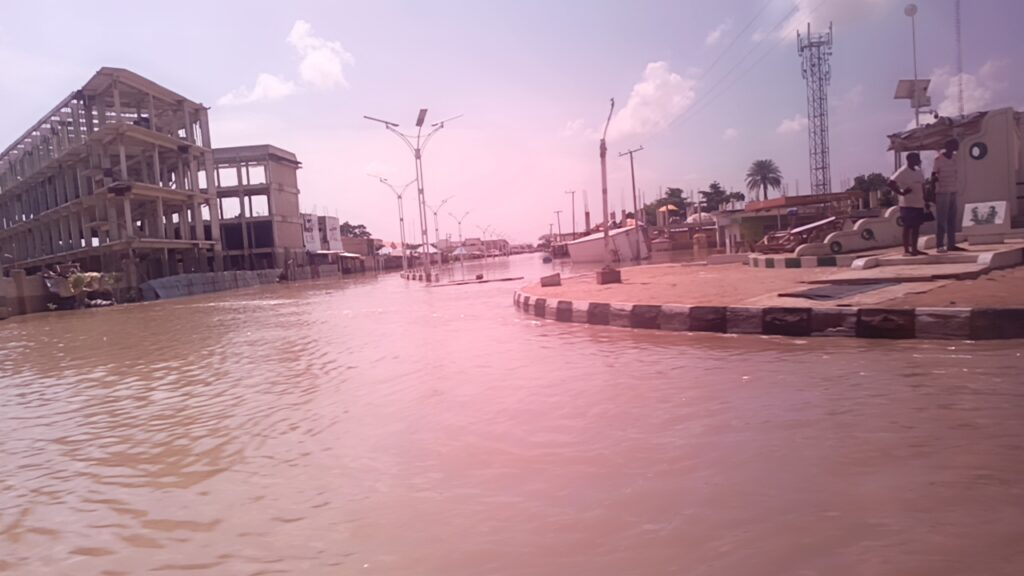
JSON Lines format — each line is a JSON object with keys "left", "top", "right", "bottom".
{"left": 1, "top": 0, "right": 1022, "bottom": 243}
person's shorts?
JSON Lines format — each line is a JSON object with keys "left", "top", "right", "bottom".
{"left": 899, "top": 206, "right": 925, "bottom": 227}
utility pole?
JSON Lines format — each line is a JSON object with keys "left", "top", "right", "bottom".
{"left": 449, "top": 211, "right": 469, "bottom": 278}
{"left": 583, "top": 189, "right": 591, "bottom": 232}
{"left": 364, "top": 110, "right": 461, "bottom": 282}
{"left": 371, "top": 175, "right": 416, "bottom": 272}
{"left": 554, "top": 210, "right": 563, "bottom": 240}
{"left": 565, "top": 190, "right": 577, "bottom": 239}
{"left": 599, "top": 98, "right": 615, "bottom": 266}
{"left": 619, "top": 145, "right": 644, "bottom": 261}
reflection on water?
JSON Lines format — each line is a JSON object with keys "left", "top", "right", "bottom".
{"left": 2, "top": 255, "right": 1023, "bottom": 575}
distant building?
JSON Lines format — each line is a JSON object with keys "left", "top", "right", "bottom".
{"left": 210, "top": 145, "right": 304, "bottom": 270}
{"left": 0, "top": 67, "right": 311, "bottom": 288}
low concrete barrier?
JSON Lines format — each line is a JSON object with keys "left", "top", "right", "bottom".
{"left": 513, "top": 289, "right": 1024, "bottom": 340}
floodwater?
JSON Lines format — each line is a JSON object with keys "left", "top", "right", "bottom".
{"left": 2, "top": 255, "right": 1023, "bottom": 575}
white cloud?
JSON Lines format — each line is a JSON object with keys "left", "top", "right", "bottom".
{"left": 722, "top": 127, "right": 738, "bottom": 140}
{"left": 705, "top": 20, "right": 731, "bottom": 46}
{"left": 767, "top": 0, "right": 891, "bottom": 43}
{"left": 777, "top": 113, "right": 808, "bottom": 134}
{"left": 607, "top": 61, "right": 696, "bottom": 141}
{"left": 901, "top": 60, "right": 1011, "bottom": 129}
{"left": 561, "top": 118, "right": 585, "bottom": 136}
{"left": 841, "top": 84, "right": 864, "bottom": 107}
{"left": 218, "top": 73, "right": 297, "bottom": 106}
{"left": 287, "top": 20, "right": 355, "bottom": 90}
{"left": 217, "top": 20, "right": 353, "bottom": 105}
{"left": 931, "top": 60, "right": 1006, "bottom": 117}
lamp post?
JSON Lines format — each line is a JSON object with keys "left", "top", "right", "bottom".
{"left": 364, "top": 110, "right": 461, "bottom": 282}
{"left": 905, "top": 3, "right": 921, "bottom": 127}
{"left": 370, "top": 175, "right": 416, "bottom": 272}
{"left": 619, "top": 145, "right": 645, "bottom": 261}
{"left": 449, "top": 210, "right": 469, "bottom": 278}
{"left": 477, "top": 225, "right": 492, "bottom": 259}
{"left": 426, "top": 195, "right": 454, "bottom": 266}
{"left": 599, "top": 98, "right": 615, "bottom": 265}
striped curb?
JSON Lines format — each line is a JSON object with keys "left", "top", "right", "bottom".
{"left": 513, "top": 289, "right": 1024, "bottom": 340}
{"left": 749, "top": 254, "right": 860, "bottom": 269}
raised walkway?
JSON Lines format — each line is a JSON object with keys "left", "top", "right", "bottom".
{"left": 513, "top": 244, "right": 1024, "bottom": 340}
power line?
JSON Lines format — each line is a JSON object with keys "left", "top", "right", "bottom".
{"left": 671, "top": 1, "right": 802, "bottom": 129}
{"left": 674, "top": 0, "right": 833, "bottom": 129}
{"left": 696, "top": 0, "right": 778, "bottom": 86}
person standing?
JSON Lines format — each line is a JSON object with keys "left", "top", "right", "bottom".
{"left": 889, "top": 152, "right": 929, "bottom": 256}
{"left": 931, "top": 139, "right": 966, "bottom": 252}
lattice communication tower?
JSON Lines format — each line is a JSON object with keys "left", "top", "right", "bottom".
{"left": 797, "top": 22, "right": 834, "bottom": 195}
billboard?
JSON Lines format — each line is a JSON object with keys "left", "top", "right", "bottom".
{"left": 319, "top": 216, "right": 343, "bottom": 251}
{"left": 301, "top": 213, "right": 321, "bottom": 252}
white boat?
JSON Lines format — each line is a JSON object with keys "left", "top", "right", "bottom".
{"left": 567, "top": 225, "right": 649, "bottom": 262}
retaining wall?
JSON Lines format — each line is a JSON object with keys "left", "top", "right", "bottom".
{"left": 141, "top": 269, "right": 282, "bottom": 301}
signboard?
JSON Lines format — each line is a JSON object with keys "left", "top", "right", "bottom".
{"left": 319, "top": 216, "right": 343, "bottom": 251}
{"left": 301, "top": 213, "right": 321, "bottom": 252}
{"left": 963, "top": 201, "right": 1007, "bottom": 228}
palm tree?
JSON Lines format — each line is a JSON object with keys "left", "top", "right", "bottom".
{"left": 745, "top": 159, "right": 783, "bottom": 202}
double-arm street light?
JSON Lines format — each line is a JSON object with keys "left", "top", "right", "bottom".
{"left": 426, "top": 195, "right": 454, "bottom": 265}
{"left": 364, "top": 109, "right": 461, "bottom": 281}
{"left": 370, "top": 175, "right": 416, "bottom": 272}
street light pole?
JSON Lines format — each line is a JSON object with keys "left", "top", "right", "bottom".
{"left": 427, "top": 195, "right": 453, "bottom": 266}
{"left": 599, "top": 98, "right": 615, "bottom": 266}
{"left": 565, "top": 190, "right": 577, "bottom": 239}
{"left": 619, "top": 145, "right": 645, "bottom": 261}
{"left": 371, "top": 175, "right": 416, "bottom": 272}
{"left": 905, "top": 3, "right": 921, "bottom": 127}
{"left": 364, "top": 110, "right": 461, "bottom": 282}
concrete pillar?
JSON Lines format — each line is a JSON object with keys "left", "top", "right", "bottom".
{"left": 122, "top": 196, "right": 134, "bottom": 238}
{"left": 155, "top": 196, "right": 166, "bottom": 239}
{"left": 179, "top": 207, "right": 190, "bottom": 240}
{"left": 112, "top": 79, "right": 122, "bottom": 124}
{"left": 118, "top": 141, "right": 128, "bottom": 181}
{"left": 10, "top": 269, "right": 28, "bottom": 316}
{"left": 152, "top": 146, "right": 161, "bottom": 187}
{"left": 69, "top": 215, "right": 81, "bottom": 251}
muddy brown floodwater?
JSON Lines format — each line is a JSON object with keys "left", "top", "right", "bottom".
{"left": 2, "top": 255, "right": 1023, "bottom": 575}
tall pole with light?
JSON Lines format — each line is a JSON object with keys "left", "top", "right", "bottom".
{"left": 599, "top": 98, "right": 615, "bottom": 266}
{"left": 426, "top": 195, "right": 454, "bottom": 265}
{"left": 619, "top": 145, "right": 644, "bottom": 261}
{"left": 906, "top": 3, "right": 921, "bottom": 127}
{"left": 364, "top": 110, "right": 461, "bottom": 281}
{"left": 370, "top": 175, "right": 416, "bottom": 273}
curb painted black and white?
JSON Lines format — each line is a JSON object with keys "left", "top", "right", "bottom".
{"left": 512, "top": 290, "right": 1024, "bottom": 340}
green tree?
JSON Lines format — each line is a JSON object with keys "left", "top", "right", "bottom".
{"left": 699, "top": 181, "right": 729, "bottom": 212}
{"left": 847, "top": 172, "right": 893, "bottom": 208}
{"left": 745, "top": 159, "right": 783, "bottom": 202}
{"left": 339, "top": 221, "right": 372, "bottom": 238}
{"left": 642, "top": 187, "right": 692, "bottom": 224}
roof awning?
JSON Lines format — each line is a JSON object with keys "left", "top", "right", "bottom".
{"left": 887, "top": 112, "right": 987, "bottom": 152}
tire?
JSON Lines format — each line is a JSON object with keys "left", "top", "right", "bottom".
{"left": 860, "top": 228, "right": 875, "bottom": 241}
{"left": 830, "top": 241, "right": 843, "bottom": 254}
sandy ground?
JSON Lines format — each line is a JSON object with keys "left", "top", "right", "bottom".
{"left": 881, "top": 266, "right": 1024, "bottom": 308}
{"left": 523, "top": 262, "right": 1024, "bottom": 309}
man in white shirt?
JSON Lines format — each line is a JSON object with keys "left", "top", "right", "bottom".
{"left": 888, "top": 152, "right": 929, "bottom": 256}
{"left": 931, "top": 138, "right": 966, "bottom": 252}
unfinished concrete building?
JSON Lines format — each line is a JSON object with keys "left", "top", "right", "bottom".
{"left": 209, "top": 145, "right": 304, "bottom": 270}
{"left": 0, "top": 68, "right": 223, "bottom": 291}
